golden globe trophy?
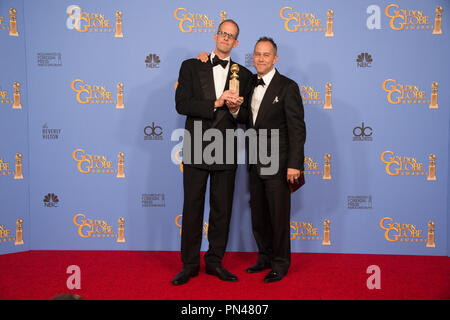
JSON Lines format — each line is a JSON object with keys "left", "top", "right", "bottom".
{"left": 116, "top": 82, "right": 124, "bottom": 109}
{"left": 14, "top": 153, "right": 23, "bottom": 179}
{"left": 427, "top": 154, "right": 436, "bottom": 181}
{"left": 323, "top": 153, "right": 331, "bottom": 180}
{"left": 325, "top": 10, "right": 334, "bottom": 37}
{"left": 12, "top": 82, "right": 22, "bottom": 109}
{"left": 9, "top": 8, "right": 19, "bottom": 37}
{"left": 220, "top": 11, "right": 227, "bottom": 23}
{"left": 117, "top": 152, "right": 125, "bottom": 178}
{"left": 429, "top": 82, "right": 439, "bottom": 109}
{"left": 15, "top": 218, "right": 24, "bottom": 245}
{"left": 426, "top": 221, "right": 435, "bottom": 248}
{"left": 115, "top": 11, "right": 123, "bottom": 38}
{"left": 229, "top": 64, "right": 240, "bottom": 93}
{"left": 117, "top": 217, "right": 125, "bottom": 243}
{"left": 432, "top": 6, "right": 443, "bottom": 35}
{"left": 324, "top": 82, "right": 333, "bottom": 109}
{"left": 322, "top": 219, "right": 331, "bottom": 246}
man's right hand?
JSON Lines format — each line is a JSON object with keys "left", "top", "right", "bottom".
{"left": 196, "top": 51, "right": 209, "bottom": 63}
{"left": 215, "top": 90, "right": 239, "bottom": 109}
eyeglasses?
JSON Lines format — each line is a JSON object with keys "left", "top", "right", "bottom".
{"left": 217, "top": 30, "right": 236, "bottom": 40}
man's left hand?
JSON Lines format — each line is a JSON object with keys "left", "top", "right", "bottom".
{"left": 287, "top": 168, "right": 301, "bottom": 184}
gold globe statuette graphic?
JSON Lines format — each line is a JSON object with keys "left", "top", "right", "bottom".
{"left": 116, "top": 82, "right": 124, "bottom": 109}
{"left": 12, "top": 82, "right": 22, "bottom": 109}
{"left": 229, "top": 64, "right": 240, "bottom": 93}
{"left": 322, "top": 153, "right": 331, "bottom": 180}
{"left": 426, "top": 221, "right": 435, "bottom": 248}
{"left": 427, "top": 154, "right": 436, "bottom": 181}
{"left": 220, "top": 11, "right": 227, "bottom": 23}
{"left": 9, "top": 8, "right": 19, "bottom": 37}
{"left": 324, "top": 82, "right": 332, "bottom": 109}
{"left": 115, "top": 11, "right": 123, "bottom": 38}
{"left": 117, "top": 217, "right": 125, "bottom": 243}
{"left": 15, "top": 218, "right": 24, "bottom": 245}
{"left": 322, "top": 219, "right": 331, "bottom": 246}
{"left": 14, "top": 153, "right": 23, "bottom": 179}
{"left": 432, "top": 6, "right": 443, "bottom": 35}
{"left": 429, "top": 82, "right": 439, "bottom": 109}
{"left": 325, "top": 9, "right": 334, "bottom": 37}
{"left": 117, "top": 152, "right": 125, "bottom": 178}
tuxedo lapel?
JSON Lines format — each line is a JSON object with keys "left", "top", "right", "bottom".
{"left": 198, "top": 57, "right": 216, "bottom": 100}
{"left": 254, "top": 70, "right": 281, "bottom": 128}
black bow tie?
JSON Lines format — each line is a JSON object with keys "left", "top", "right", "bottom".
{"left": 255, "top": 78, "right": 265, "bottom": 87}
{"left": 212, "top": 55, "right": 228, "bottom": 68}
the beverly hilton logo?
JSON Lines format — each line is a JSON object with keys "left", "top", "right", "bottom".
{"left": 71, "top": 79, "right": 125, "bottom": 108}
{"left": 385, "top": 4, "right": 443, "bottom": 33}
{"left": 280, "top": 7, "right": 334, "bottom": 36}
{"left": 382, "top": 79, "right": 439, "bottom": 109}
{"left": 380, "top": 151, "right": 437, "bottom": 180}
{"left": 66, "top": 5, "right": 123, "bottom": 37}
{"left": 72, "top": 149, "right": 125, "bottom": 178}
{"left": 174, "top": 8, "right": 219, "bottom": 33}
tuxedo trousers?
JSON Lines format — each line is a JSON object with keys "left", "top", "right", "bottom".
{"left": 249, "top": 165, "right": 291, "bottom": 275}
{"left": 181, "top": 164, "right": 237, "bottom": 271}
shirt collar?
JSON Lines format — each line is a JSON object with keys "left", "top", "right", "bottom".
{"left": 210, "top": 52, "right": 231, "bottom": 64}
{"left": 258, "top": 67, "right": 276, "bottom": 87}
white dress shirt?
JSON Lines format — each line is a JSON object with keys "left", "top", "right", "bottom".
{"left": 210, "top": 52, "right": 230, "bottom": 100}
{"left": 251, "top": 67, "right": 276, "bottom": 125}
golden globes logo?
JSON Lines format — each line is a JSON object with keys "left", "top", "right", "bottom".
{"left": 71, "top": 79, "right": 121, "bottom": 106}
{"left": 380, "top": 151, "right": 438, "bottom": 180}
{"left": 0, "top": 8, "right": 19, "bottom": 36}
{"left": 0, "top": 86, "right": 11, "bottom": 105}
{"left": 66, "top": 6, "right": 121, "bottom": 36}
{"left": 379, "top": 217, "right": 425, "bottom": 244}
{"left": 73, "top": 213, "right": 117, "bottom": 239}
{"left": 304, "top": 154, "right": 332, "bottom": 180}
{"left": 384, "top": 4, "right": 443, "bottom": 33}
{"left": 0, "top": 153, "right": 23, "bottom": 179}
{"left": 290, "top": 221, "right": 319, "bottom": 241}
{"left": 175, "top": 214, "right": 208, "bottom": 238}
{"left": 174, "top": 8, "right": 217, "bottom": 33}
{"left": 1, "top": 83, "right": 22, "bottom": 109}
{"left": 280, "top": 7, "right": 334, "bottom": 36}
{"left": 382, "top": 79, "right": 434, "bottom": 106}
{"left": 0, "top": 224, "right": 13, "bottom": 244}
{"left": 300, "top": 85, "right": 323, "bottom": 105}
{"left": 72, "top": 149, "right": 124, "bottom": 177}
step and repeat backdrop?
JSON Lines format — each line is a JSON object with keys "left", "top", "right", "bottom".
{"left": 1, "top": 0, "right": 449, "bottom": 256}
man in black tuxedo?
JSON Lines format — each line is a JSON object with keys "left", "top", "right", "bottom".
{"left": 236, "top": 37, "right": 306, "bottom": 283}
{"left": 173, "top": 19, "right": 253, "bottom": 285}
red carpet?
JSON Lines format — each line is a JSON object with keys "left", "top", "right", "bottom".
{"left": 0, "top": 251, "right": 448, "bottom": 300}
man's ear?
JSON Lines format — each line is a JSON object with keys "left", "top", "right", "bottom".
{"left": 232, "top": 39, "right": 239, "bottom": 49}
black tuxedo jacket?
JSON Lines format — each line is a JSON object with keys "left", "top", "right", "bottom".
{"left": 236, "top": 69, "right": 306, "bottom": 179}
{"left": 176, "top": 57, "right": 253, "bottom": 170}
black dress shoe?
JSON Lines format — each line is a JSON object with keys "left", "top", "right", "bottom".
{"left": 172, "top": 269, "right": 199, "bottom": 286}
{"left": 205, "top": 265, "right": 238, "bottom": 282}
{"left": 246, "top": 263, "right": 271, "bottom": 273}
{"left": 263, "top": 270, "right": 284, "bottom": 283}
